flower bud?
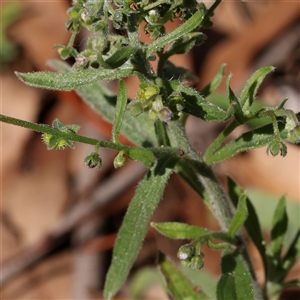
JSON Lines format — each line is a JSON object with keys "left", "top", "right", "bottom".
{"left": 146, "top": 10, "right": 160, "bottom": 25}
{"left": 177, "top": 244, "right": 195, "bottom": 261}
{"left": 190, "top": 253, "right": 204, "bottom": 270}
{"left": 114, "top": 150, "right": 126, "bottom": 168}
{"left": 267, "top": 139, "right": 287, "bottom": 157}
{"left": 84, "top": 152, "right": 102, "bottom": 169}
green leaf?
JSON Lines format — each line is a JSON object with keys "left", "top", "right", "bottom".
{"left": 217, "top": 251, "right": 255, "bottom": 300}
{"left": 206, "top": 121, "right": 288, "bottom": 165}
{"left": 167, "top": 81, "right": 228, "bottom": 122}
{"left": 103, "top": 156, "right": 178, "bottom": 300}
{"left": 273, "top": 229, "right": 300, "bottom": 283}
{"left": 200, "top": 64, "right": 225, "bottom": 98}
{"left": 15, "top": 65, "right": 133, "bottom": 91}
{"left": 162, "top": 61, "right": 198, "bottom": 83}
{"left": 165, "top": 32, "right": 205, "bottom": 57}
{"left": 49, "top": 60, "right": 157, "bottom": 147}
{"left": 104, "top": 46, "right": 136, "bottom": 68}
{"left": 271, "top": 196, "right": 288, "bottom": 257}
{"left": 159, "top": 254, "right": 209, "bottom": 300}
{"left": 112, "top": 80, "right": 128, "bottom": 143}
{"left": 174, "top": 159, "right": 206, "bottom": 204}
{"left": 227, "top": 76, "right": 245, "bottom": 124}
{"left": 228, "top": 193, "right": 248, "bottom": 237}
{"left": 151, "top": 222, "right": 209, "bottom": 239}
{"left": 129, "top": 267, "right": 162, "bottom": 299}
{"left": 282, "top": 229, "right": 300, "bottom": 273}
{"left": 216, "top": 273, "right": 236, "bottom": 300}
{"left": 228, "top": 178, "right": 268, "bottom": 276}
{"left": 239, "top": 66, "right": 274, "bottom": 110}
{"left": 182, "top": 268, "right": 217, "bottom": 300}
{"left": 146, "top": 9, "right": 205, "bottom": 58}
{"left": 127, "top": 148, "right": 155, "bottom": 168}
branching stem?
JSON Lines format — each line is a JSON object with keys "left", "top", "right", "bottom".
{"left": 0, "top": 114, "right": 178, "bottom": 157}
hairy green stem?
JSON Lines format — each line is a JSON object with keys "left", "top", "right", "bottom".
{"left": 0, "top": 114, "right": 178, "bottom": 157}
{"left": 168, "top": 120, "right": 264, "bottom": 299}
{"left": 144, "top": 0, "right": 170, "bottom": 11}
{"left": 167, "top": 120, "right": 234, "bottom": 230}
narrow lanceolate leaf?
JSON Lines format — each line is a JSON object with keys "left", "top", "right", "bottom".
{"left": 217, "top": 251, "right": 255, "bottom": 300}
{"left": 228, "top": 193, "right": 248, "bottom": 238}
{"left": 206, "top": 121, "right": 288, "bottom": 165}
{"left": 146, "top": 8, "right": 205, "bottom": 58}
{"left": 104, "top": 156, "right": 178, "bottom": 300}
{"left": 271, "top": 196, "right": 288, "bottom": 257}
{"left": 280, "top": 230, "right": 300, "bottom": 280}
{"left": 200, "top": 64, "right": 225, "bottom": 98}
{"left": 175, "top": 160, "right": 206, "bottom": 204}
{"left": 159, "top": 254, "right": 209, "bottom": 300}
{"left": 227, "top": 79, "right": 244, "bottom": 124}
{"left": 239, "top": 66, "right": 274, "bottom": 110}
{"left": 112, "top": 80, "right": 128, "bottom": 143}
{"left": 167, "top": 81, "right": 228, "bottom": 122}
{"left": 15, "top": 65, "right": 133, "bottom": 91}
{"left": 104, "top": 46, "right": 136, "bottom": 69}
{"left": 151, "top": 222, "right": 209, "bottom": 239}
{"left": 49, "top": 60, "right": 157, "bottom": 147}
{"left": 228, "top": 178, "right": 268, "bottom": 274}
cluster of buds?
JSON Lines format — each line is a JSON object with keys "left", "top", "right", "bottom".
{"left": 128, "top": 83, "right": 185, "bottom": 122}
{"left": 177, "top": 243, "right": 204, "bottom": 270}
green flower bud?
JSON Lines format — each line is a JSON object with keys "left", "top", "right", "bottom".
{"left": 177, "top": 244, "right": 195, "bottom": 261}
{"left": 84, "top": 152, "right": 102, "bottom": 169}
{"left": 168, "top": 92, "right": 185, "bottom": 113}
{"left": 114, "top": 150, "right": 126, "bottom": 168}
{"left": 267, "top": 139, "right": 287, "bottom": 157}
{"left": 145, "top": 10, "right": 160, "bottom": 25}
{"left": 180, "top": 259, "right": 192, "bottom": 268}
{"left": 190, "top": 253, "right": 204, "bottom": 270}
{"left": 81, "top": 9, "right": 93, "bottom": 24}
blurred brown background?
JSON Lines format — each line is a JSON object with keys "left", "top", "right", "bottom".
{"left": 1, "top": 0, "right": 299, "bottom": 299}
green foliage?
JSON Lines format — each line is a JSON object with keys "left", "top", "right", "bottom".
{"left": 151, "top": 222, "right": 209, "bottom": 239}
{"left": 103, "top": 156, "right": 178, "bottom": 299}
{"left": 159, "top": 254, "right": 210, "bottom": 300}
{"left": 112, "top": 80, "right": 128, "bottom": 144}
{"left": 15, "top": 66, "right": 134, "bottom": 91}
{"left": 1, "top": 0, "right": 299, "bottom": 299}
{"left": 216, "top": 250, "right": 256, "bottom": 300}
